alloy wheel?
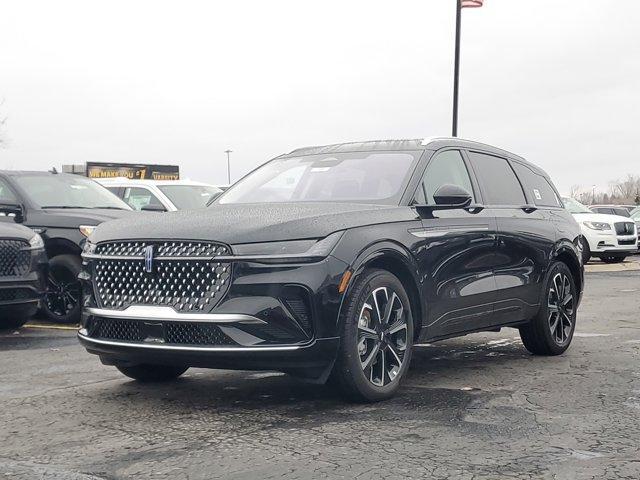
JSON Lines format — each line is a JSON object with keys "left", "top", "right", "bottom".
{"left": 357, "top": 286, "right": 409, "bottom": 387}
{"left": 45, "top": 270, "right": 81, "bottom": 317}
{"left": 547, "top": 272, "right": 574, "bottom": 345}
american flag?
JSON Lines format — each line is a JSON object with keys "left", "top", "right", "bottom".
{"left": 461, "top": 0, "right": 484, "bottom": 7}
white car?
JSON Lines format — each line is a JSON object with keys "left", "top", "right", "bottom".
{"left": 97, "top": 178, "right": 222, "bottom": 212}
{"left": 563, "top": 197, "right": 638, "bottom": 263}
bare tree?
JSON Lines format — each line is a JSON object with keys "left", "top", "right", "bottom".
{"left": 569, "top": 185, "right": 581, "bottom": 199}
{"left": 608, "top": 174, "right": 640, "bottom": 204}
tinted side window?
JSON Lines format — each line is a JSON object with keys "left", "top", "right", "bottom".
{"left": 614, "top": 208, "right": 630, "bottom": 217}
{"left": 414, "top": 150, "right": 474, "bottom": 205}
{"left": 123, "top": 187, "right": 164, "bottom": 211}
{"left": 512, "top": 163, "right": 560, "bottom": 207}
{"left": 596, "top": 207, "right": 614, "bottom": 215}
{"left": 0, "top": 178, "right": 18, "bottom": 203}
{"left": 105, "top": 187, "right": 122, "bottom": 198}
{"left": 468, "top": 152, "right": 525, "bottom": 206}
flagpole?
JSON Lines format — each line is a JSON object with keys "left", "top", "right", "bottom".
{"left": 452, "top": 0, "right": 462, "bottom": 137}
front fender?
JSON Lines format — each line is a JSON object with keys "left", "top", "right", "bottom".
{"left": 332, "top": 236, "right": 425, "bottom": 337}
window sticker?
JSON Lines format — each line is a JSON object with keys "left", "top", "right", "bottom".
{"left": 533, "top": 189, "right": 542, "bottom": 200}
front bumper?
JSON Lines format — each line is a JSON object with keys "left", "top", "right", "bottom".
{"left": 78, "top": 332, "right": 339, "bottom": 378}
{"left": 582, "top": 230, "right": 638, "bottom": 254}
{"left": 78, "top": 254, "right": 349, "bottom": 377}
{"left": 0, "top": 251, "right": 47, "bottom": 312}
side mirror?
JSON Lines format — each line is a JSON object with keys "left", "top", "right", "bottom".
{"left": 433, "top": 184, "right": 473, "bottom": 207}
{"left": 0, "top": 203, "right": 25, "bottom": 223}
{"left": 415, "top": 184, "right": 474, "bottom": 216}
{"left": 141, "top": 204, "right": 167, "bottom": 212}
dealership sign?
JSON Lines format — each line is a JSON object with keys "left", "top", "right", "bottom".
{"left": 86, "top": 162, "right": 180, "bottom": 180}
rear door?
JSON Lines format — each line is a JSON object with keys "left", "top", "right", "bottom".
{"left": 467, "top": 151, "right": 557, "bottom": 325}
{"left": 413, "top": 149, "right": 498, "bottom": 339}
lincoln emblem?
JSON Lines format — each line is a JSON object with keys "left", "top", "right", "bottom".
{"left": 144, "top": 245, "right": 154, "bottom": 273}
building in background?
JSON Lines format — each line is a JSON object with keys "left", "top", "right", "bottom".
{"left": 62, "top": 162, "right": 180, "bottom": 180}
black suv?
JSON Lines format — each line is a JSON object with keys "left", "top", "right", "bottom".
{"left": 0, "top": 171, "right": 133, "bottom": 323}
{"left": 79, "top": 138, "right": 583, "bottom": 402}
{"left": 0, "top": 210, "right": 47, "bottom": 329}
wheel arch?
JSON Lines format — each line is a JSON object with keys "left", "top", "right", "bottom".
{"left": 551, "top": 240, "right": 583, "bottom": 297}
{"left": 338, "top": 241, "right": 425, "bottom": 340}
{"left": 45, "top": 237, "right": 82, "bottom": 259}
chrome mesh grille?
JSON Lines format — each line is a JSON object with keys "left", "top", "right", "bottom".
{"left": 614, "top": 222, "right": 635, "bottom": 236}
{"left": 88, "top": 317, "right": 235, "bottom": 346}
{"left": 92, "top": 241, "right": 232, "bottom": 312}
{"left": 95, "top": 241, "right": 228, "bottom": 258}
{"left": 0, "top": 240, "right": 30, "bottom": 277}
{"left": 0, "top": 288, "right": 33, "bottom": 302}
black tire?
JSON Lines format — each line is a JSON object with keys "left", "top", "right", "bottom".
{"left": 579, "top": 237, "right": 591, "bottom": 264}
{"left": 41, "top": 254, "right": 82, "bottom": 324}
{"left": 519, "top": 262, "right": 577, "bottom": 355}
{"left": 115, "top": 364, "right": 188, "bottom": 382}
{"left": 0, "top": 303, "right": 38, "bottom": 330}
{"left": 0, "top": 316, "right": 29, "bottom": 330}
{"left": 330, "top": 269, "right": 414, "bottom": 402}
{"left": 600, "top": 256, "right": 625, "bottom": 264}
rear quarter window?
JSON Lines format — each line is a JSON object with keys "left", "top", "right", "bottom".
{"left": 512, "top": 162, "right": 561, "bottom": 208}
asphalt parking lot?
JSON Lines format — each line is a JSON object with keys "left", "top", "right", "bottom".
{"left": 2, "top": 267, "right": 640, "bottom": 479}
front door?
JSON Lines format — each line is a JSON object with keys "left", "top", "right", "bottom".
{"left": 412, "top": 149, "right": 498, "bottom": 339}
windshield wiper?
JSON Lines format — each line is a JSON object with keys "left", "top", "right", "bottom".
{"left": 41, "top": 206, "right": 90, "bottom": 209}
{"left": 41, "top": 205, "right": 128, "bottom": 210}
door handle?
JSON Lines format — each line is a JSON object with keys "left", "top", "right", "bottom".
{"left": 465, "top": 204, "right": 485, "bottom": 214}
{"left": 520, "top": 205, "right": 538, "bottom": 213}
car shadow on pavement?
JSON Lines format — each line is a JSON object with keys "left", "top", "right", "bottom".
{"left": 85, "top": 334, "right": 535, "bottom": 427}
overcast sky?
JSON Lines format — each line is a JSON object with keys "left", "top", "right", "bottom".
{"left": 1, "top": 0, "right": 639, "bottom": 193}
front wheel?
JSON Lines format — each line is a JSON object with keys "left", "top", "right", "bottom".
{"left": 519, "top": 262, "right": 577, "bottom": 355}
{"left": 330, "top": 269, "right": 413, "bottom": 402}
{"left": 115, "top": 364, "right": 189, "bottom": 382}
{"left": 41, "top": 254, "right": 82, "bottom": 324}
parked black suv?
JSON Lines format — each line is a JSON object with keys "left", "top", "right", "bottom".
{"left": 79, "top": 138, "right": 584, "bottom": 401}
{"left": 0, "top": 208, "right": 47, "bottom": 329}
{"left": 0, "top": 171, "right": 133, "bottom": 323}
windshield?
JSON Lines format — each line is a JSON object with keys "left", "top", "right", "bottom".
{"left": 218, "top": 151, "right": 419, "bottom": 205}
{"left": 14, "top": 175, "right": 131, "bottom": 210}
{"left": 159, "top": 185, "right": 222, "bottom": 210}
{"left": 562, "top": 197, "right": 592, "bottom": 214}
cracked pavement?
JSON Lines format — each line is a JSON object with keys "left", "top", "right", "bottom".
{"left": 1, "top": 270, "right": 639, "bottom": 479}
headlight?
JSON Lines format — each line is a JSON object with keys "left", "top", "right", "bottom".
{"left": 79, "top": 225, "right": 97, "bottom": 238}
{"left": 82, "top": 240, "right": 97, "bottom": 255}
{"left": 232, "top": 231, "right": 344, "bottom": 262}
{"left": 583, "top": 221, "right": 611, "bottom": 231}
{"left": 27, "top": 233, "right": 45, "bottom": 251}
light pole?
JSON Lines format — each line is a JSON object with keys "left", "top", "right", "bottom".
{"left": 592, "top": 185, "right": 596, "bottom": 205}
{"left": 224, "top": 149, "right": 232, "bottom": 185}
{"left": 452, "top": 0, "right": 483, "bottom": 137}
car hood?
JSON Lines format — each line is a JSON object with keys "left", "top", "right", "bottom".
{"left": 33, "top": 208, "right": 135, "bottom": 228}
{"left": 570, "top": 212, "right": 633, "bottom": 225}
{"left": 0, "top": 220, "right": 39, "bottom": 241}
{"left": 91, "top": 203, "right": 418, "bottom": 245}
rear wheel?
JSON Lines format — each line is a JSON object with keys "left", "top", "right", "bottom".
{"left": 519, "top": 262, "right": 577, "bottom": 355}
{"left": 330, "top": 269, "right": 413, "bottom": 402}
{"left": 115, "top": 364, "right": 188, "bottom": 382}
{"left": 42, "top": 254, "right": 82, "bottom": 324}
{"left": 579, "top": 237, "right": 591, "bottom": 264}
{"left": 600, "top": 256, "right": 625, "bottom": 264}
